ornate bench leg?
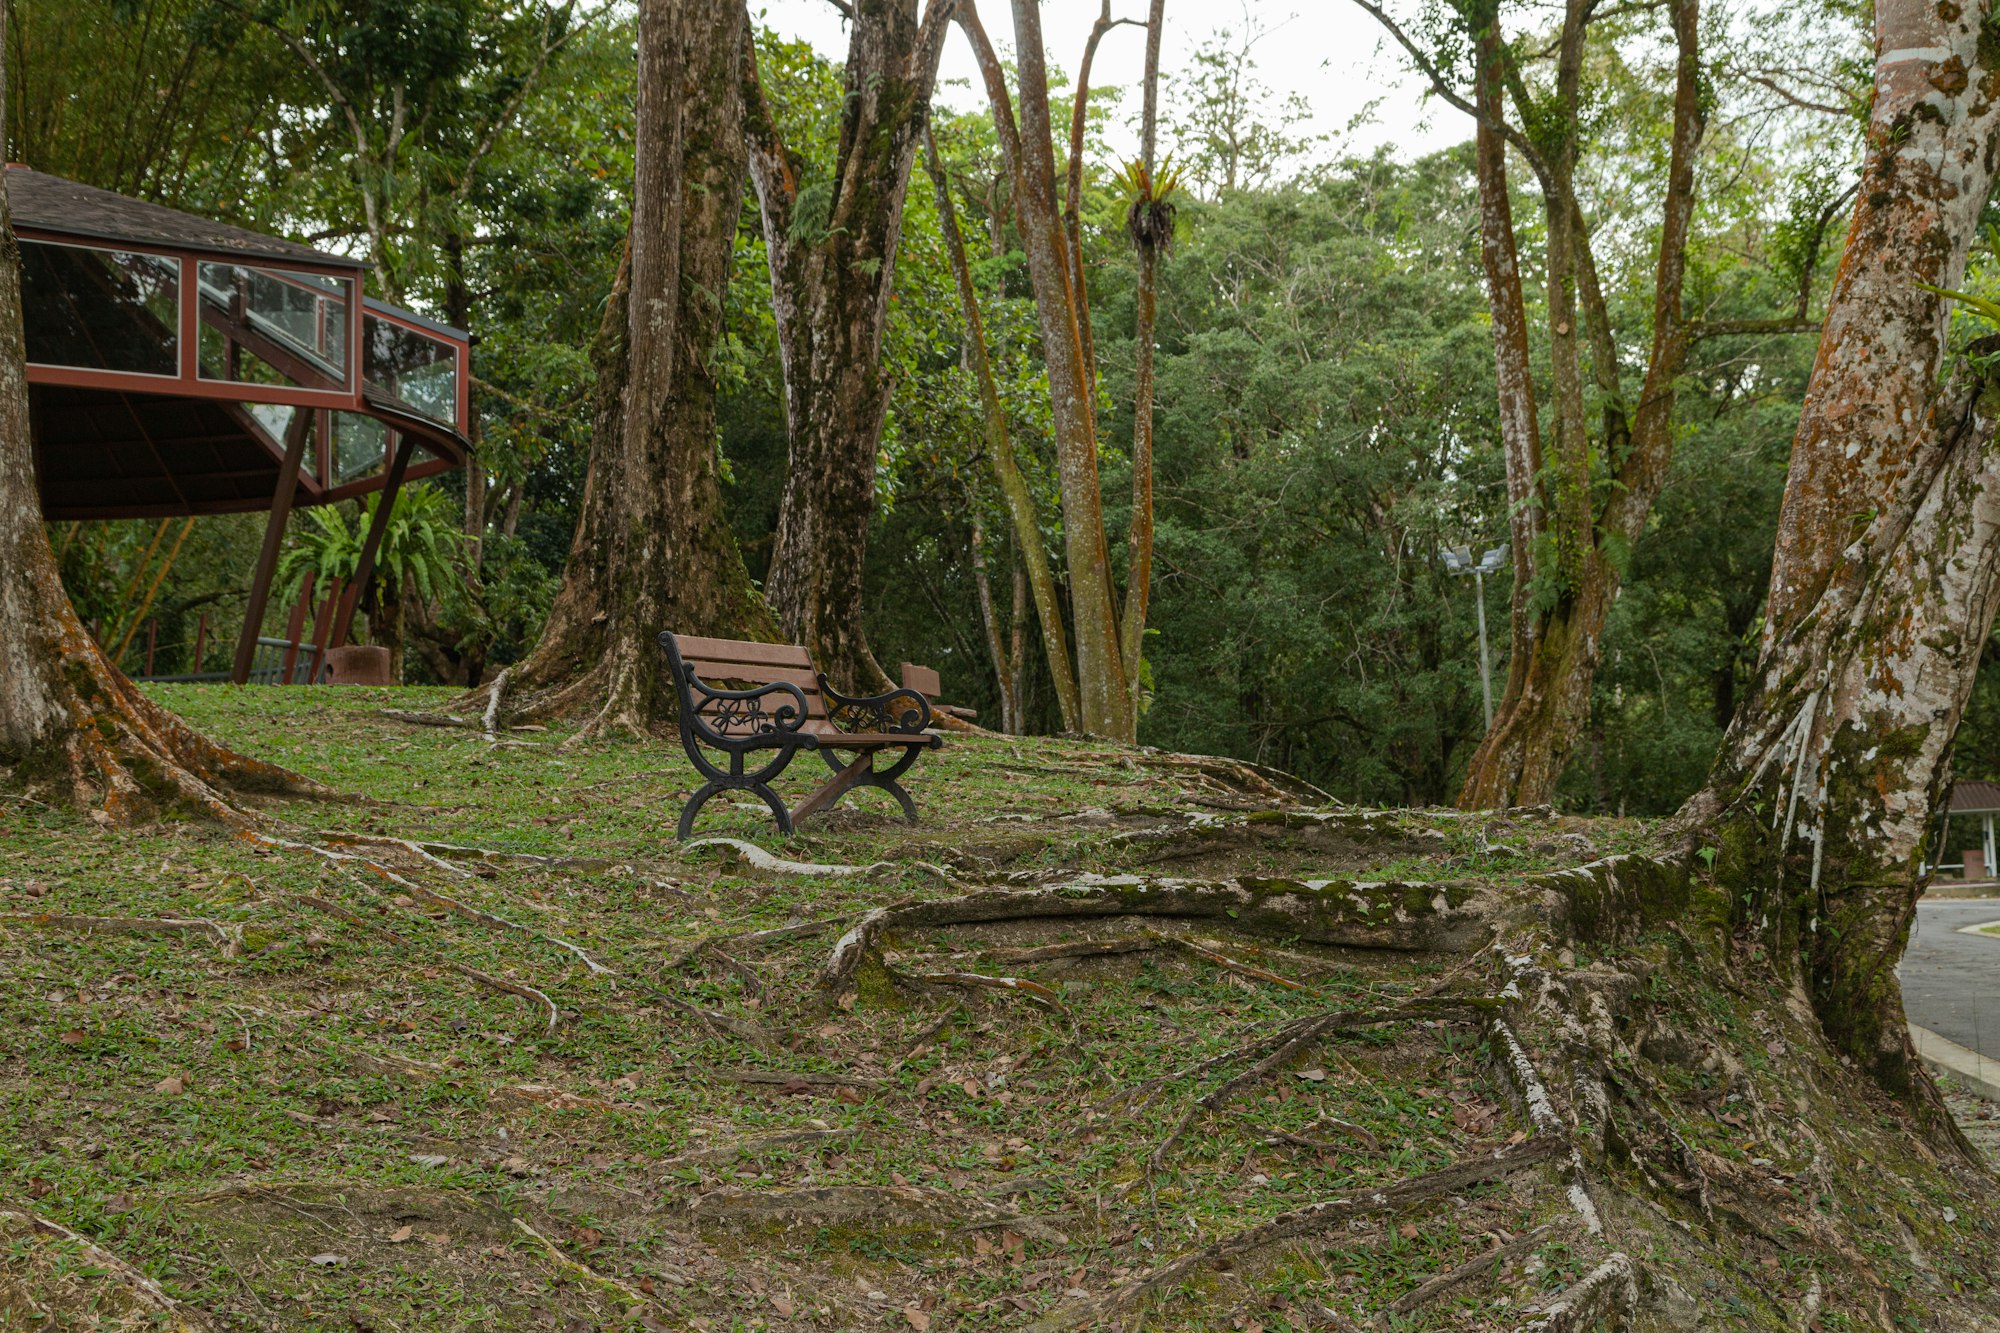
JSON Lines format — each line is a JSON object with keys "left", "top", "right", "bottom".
{"left": 809, "top": 746, "right": 924, "bottom": 823}
{"left": 868, "top": 773, "right": 918, "bottom": 822}
{"left": 677, "top": 783, "right": 720, "bottom": 841}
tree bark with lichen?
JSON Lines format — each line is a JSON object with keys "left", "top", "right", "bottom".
{"left": 743, "top": 0, "right": 957, "bottom": 694}
{"left": 1682, "top": 0, "right": 2000, "bottom": 1103}
{"left": 497, "top": 0, "right": 773, "bottom": 735}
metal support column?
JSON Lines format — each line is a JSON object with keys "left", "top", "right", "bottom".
{"left": 232, "top": 410, "right": 313, "bottom": 684}
{"left": 330, "top": 431, "right": 414, "bottom": 650}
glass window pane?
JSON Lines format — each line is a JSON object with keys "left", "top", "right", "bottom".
{"left": 364, "top": 314, "right": 458, "bottom": 426}
{"left": 331, "top": 411, "right": 388, "bottom": 483}
{"left": 245, "top": 403, "right": 296, "bottom": 446}
{"left": 196, "top": 262, "right": 349, "bottom": 389}
{"left": 21, "top": 240, "right": 179, "bottom": 375}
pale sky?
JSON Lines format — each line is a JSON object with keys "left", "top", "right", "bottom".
{"left": 752, "top": 0, "right": 1465, "bottom": 166}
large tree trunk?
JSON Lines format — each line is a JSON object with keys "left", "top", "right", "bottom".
{"left": 1118, "top": 0, "right": 1168, "bottom": 718}
{"left": 497, "top": 0, "right": 772, "bottom": 735}
{"left": 0, "top": 11, "right": 319, "bottom": 823}
{"left": 744, "top": 0, "right": 956, "bottom": 694}
{"left": 1467, "top": 0, "right": 1543, "bottom": 716}
{"left": 1682, "top": 0, "right": 2000, "bottom": 1101}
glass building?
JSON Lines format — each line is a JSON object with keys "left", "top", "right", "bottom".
{"left": 13, "top": 166, "right": 473, "bottom": 682}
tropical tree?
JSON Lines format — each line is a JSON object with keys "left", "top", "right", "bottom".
{"left": 494, "top": 0, "right": 772, "bottom": 733}
{"left": 740, "top": 0, "right": 957, "bottom": 692}
{"left": 1350, "top": 0, "right": 1838, "bottom": 807}
{"left": 953, "top": 0, "right": 1169, "bottom": 741}
{"left": 1682, "top": 0, "right": 2000, "bottom": 1104}
{"left": 0, "top": 0, "right": 318, "bottom": 821}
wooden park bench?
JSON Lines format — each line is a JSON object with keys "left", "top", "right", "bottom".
{"left": 659, "top": 632, "right": 942, "bottom": 840}
{"left": 900, "top": 661, "right": 978, "bottom": 723}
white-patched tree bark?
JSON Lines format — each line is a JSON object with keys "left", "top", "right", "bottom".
{"left": 1685, "top": 0, "right": 2000, "bottom": 1099}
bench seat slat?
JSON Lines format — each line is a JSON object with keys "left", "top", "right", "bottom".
{"left": 674, "top": 636, "right": 814, "bottom": 669}
{"left": 684, "top": 660, "right": 826, "bottom": 693}
{"left": 807, "top": 728, "right": 942, "bottom": 747}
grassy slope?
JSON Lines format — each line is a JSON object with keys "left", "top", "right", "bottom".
{"left": 0, "top": 684, "right": 1996, "bottom": 1331}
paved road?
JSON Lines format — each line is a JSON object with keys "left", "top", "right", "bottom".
{"left": 1901, "top": 901, "right": 2000, "bottom": 1065}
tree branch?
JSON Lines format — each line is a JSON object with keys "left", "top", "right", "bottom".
{"left": 739, "top": 17, "right": 799, "bottom": 239}
{"left": 1341, "top": 0, "right": 1551, "bottom": 183}
{"left": 1686, "top": 316, "right": 1825, "bottom": 339}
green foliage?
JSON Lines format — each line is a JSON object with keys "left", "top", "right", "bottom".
{"left": 277, "top": 485, "right": 466, "bottom": 611}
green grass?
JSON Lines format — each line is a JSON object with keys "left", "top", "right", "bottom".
{"left": 0, "top": 685, "right": 1993, "bottom": 1330}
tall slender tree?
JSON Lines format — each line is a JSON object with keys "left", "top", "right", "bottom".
{"left": 955, "top": 0, "right": 1166, "bottom": 741}
{"left": 1684, "top": 0, "right": 2000, "bottom": 1102}
{"left": 0, "top": 0, "right": 320, "bottom": 821}
{"left": 742, "top": 0, "right": 958, "bottom": 692}
{"left": 922, "top": 126, "right": 1082, "bottom": 734}
{"left": 497, "top": 0, "right": 772, "bottom": 734}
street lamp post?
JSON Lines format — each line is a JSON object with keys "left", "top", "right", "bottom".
{"left": 1442, "top": 544, "right": 1509, "bottom": 731}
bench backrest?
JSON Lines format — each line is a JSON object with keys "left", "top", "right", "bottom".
{"left": 670, "top": 633, "right": 831, "bottom": 734}
{"left": 899, "top": 661, "right": 942, "bottom": 700}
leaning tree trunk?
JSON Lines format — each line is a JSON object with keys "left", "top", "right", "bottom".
{"left": 922, "top": 124, "right": 1082, "bottom": 733}
{"left": 745, "top": 0, "right": 956, "bottom": 694}
{"left": 0, "top": 21, "right": 319, "bottom": 823}
{"left": 1682, "top": 0, "right": 2000, "bottom": 1100}
{"left": 497, "top": 0, "right": 773, "bottom": 735}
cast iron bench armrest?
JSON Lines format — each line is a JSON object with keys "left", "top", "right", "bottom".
{"left": 816, "top": 676, "right": 934, "bottom": 735}
{"left": 680, "top": 673, "right": 816, "bottom": 752}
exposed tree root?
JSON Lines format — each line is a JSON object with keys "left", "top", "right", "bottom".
{"left": 669, "top": 917, "right": 840, "bottom": 972}
{"left": 900, "top": 968, "right": 1070, "bottom": 1010}
{"left": 265, "top": 835, "right": 678, "bottom": 1028}
{"left": 9, "top": 627, "right": 337, "bottom": 827}
{"left": 1131, "top": 749, "right": 1334, "bottom": 805}
{"left": 512, "top": 1217, "right": 656, "bottom": 1309}
{"left": 1147, "top": 1004, "right": 1478, "bottom": 1171}
{"left": 1384, "top": 1222, "right": 1559, "bottom": 1317}
{"left": 684, "top": 837, "right": 891, "bottom": 877}
{"left": 0, "top": 1205, "right": 217, "bottom": 1331}
{"left": 1101, "top": 996, "right": 1482, "bottom": 1116}
{"left": 1516, "top": 1252, "right": 1638, "bottom": 1331}
{"left": 685, "top": 1184, "right": 1068, "bottom": 1243}
{"left": 245, "top": 831, "right": 613, "bottom": 976}
{"left": 716, "top": 1068, "right": 883, "bottom": 1091}
{"left": 1230, "top": 1114, "right": 1385, "bottom": 1159}
{"left": 1039, "top": 1136, "right": 1562, "bottom": 1329}
{"left": 1142, "top": 929, "right": 1331, "bottom": 996}
{"left": 284, "top": 888, "right": 562, "bottom": 1032}
{"left": 0, "top": 912, "right": 242, "bottom": 952}
{"left": 1489, "top": 1016, "right": 1603, "bottom": 1235}
{"left": 821, "top": 875, "right": 1482, "bottom": 998}
{"left": 380, "top": 708, "right": 485, "bottom": 729}
{"left": 319, "top": 830, "right": 602, "bottom": 873}
{"left": 482, "top": 668, "right": 509, "bottom": 741}
{"left": 979, "top": 937, "right": 1157, "bottom": 965}
{"left": 694, "top": 941, "right": 764, "bottom": 999}
{"left": 654, "top": 1126, "right": 860, "bottom": 1171}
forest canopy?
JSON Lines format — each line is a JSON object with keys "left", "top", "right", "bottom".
{"left": 19, "top": 0, "right": 1991, "bottom": 816}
